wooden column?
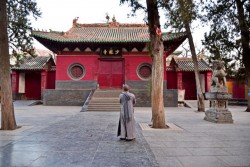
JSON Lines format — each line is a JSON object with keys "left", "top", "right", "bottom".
{"left": 164, "top": 54, "right": 167, "bottom": 88}
{"left": 41, "top": 71, "right": 48, "bottom": 94}
{"left": 11, "top": 71, "right": 18, "bottom": 94}
{"left": 206, "top": 71, "right": 212, "bottom": 92}
{"left": 177, "top": 71, "right": 183, "bottom": 90}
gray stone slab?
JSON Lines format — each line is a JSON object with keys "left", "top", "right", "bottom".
{"left": 0, "top": 140, "right": 13, "bottom": 147}
{"left": 1, "top": 102, "right": 250, "bottom": 167}
{"left": 156, "top": 157, "right": 184, "bottom": 167}
{"left": 163, "top": 148, "right": 193, "bottom": 156}
{"left": 218, "top": 155, "right": 250, "bottom": 167}
{"left": 186, "top": 148, "right": 230, "bottom": 156}
{"left": 163, "top": 141, "right": 197, "bottom": 148}
{"left": 3, "top": 141, "right": 50, "bottom": 152}
{"left": 177, "top": 156, "right": 228, "bottom": 167}
{"left": 0, "top": 150, "right": 43, "bottom": 167}
{"left": 223, "top": 147, "right": 250, "bottom": 155}
{"left": 31, "top": 151, "right": 92, "bottom": 167}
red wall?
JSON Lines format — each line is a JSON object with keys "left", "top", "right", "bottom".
{"left": 227, "top": 79, "right": 246, "bottom": 99}
{"left": 124, "top": 54, "right": 152, "bottom": 80}
{"left": 57, "top": 53, "right": 156, "bottom": 81}
{"left": 56, "top": 55, "right": 99, "bottom": 80}
{"left": 167, "top": 71, "right": 177, "bottom": 89}
{"left": 47, "top": 71, "right": 56, "bottom": 89}
{"left": 233, "top": 82, "right": 246, "bottom": 99}
{"left": 56, "top": 52, "right": 168, "bottom": 84}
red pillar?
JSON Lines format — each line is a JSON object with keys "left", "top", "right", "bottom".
{"left": 177, "top": 71, "right": 183, "bottom": 90}
{"left": 11, "top": 71, "right": 18, "bottom": 93}
{"left": 206, "top": 71, "right": 212, "bottom": 92}
{"left": 164, "top": 54, "right": 167, "bottom": 88}
{"left": 41, "top": 71, "right": 48, "bottom": 94}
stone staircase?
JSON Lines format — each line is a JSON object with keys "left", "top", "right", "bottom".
{"left": 87, "top": 89, "right": 121, "bottom": 112}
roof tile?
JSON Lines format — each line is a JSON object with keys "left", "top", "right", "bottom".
{"left": 12, "top": 56, "right": 53, "bottom": 70}
{"left": 32, "top": 23, "right": 187, "bottom": 43}
{"left": 170, "top": 58, "right": 211, "bottom": 72}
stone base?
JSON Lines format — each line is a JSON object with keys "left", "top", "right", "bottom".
{"left": 204, "top": 109, "right": 233, "bottom": 123}
{"left": 43, "top": 89, "right": 91, "bottom": 106}
{"left": 131, "top": 89, "right": 178, "bottom": 107}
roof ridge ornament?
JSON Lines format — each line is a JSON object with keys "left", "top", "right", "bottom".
{"left": 105, "top": 13, "right": 110, "bottom": 23}
{"left": 108, "top": 15, "right": 119, "bottom": 27}
{"left": 73, "top": 17, "right": 79, "bottom": 27}
{"left": 112, "top": 15, "right": 116, "bottom": 22}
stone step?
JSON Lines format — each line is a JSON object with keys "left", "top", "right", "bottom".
{"left": 93, "top": 90, "right": 121, "bottom": 98}
{"left": 87, "top": 89, "right": 122, "bottom": 112}
{"left": 87, "top": 108, "right": 120, "bottom": 112}
{"left": 88, "top": 106, "right": 120, "bottom": 111}
{"left": 88, "top": 103, "right": 120, "bottom": 105}
{"left": 88, "top": 105, "right": 120, "bottom": 108}
{"left": 91, "top": 98, "right": 119, "bottom": 101}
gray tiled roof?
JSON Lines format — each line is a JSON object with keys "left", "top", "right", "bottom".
{"left": 32, "top": 23, "right": 187, "bottom": 43}
{"left": 175, "top": 58, "right": 211, "bottom": 71}
{"left": 12, "top": 56, "right": 53, "bottom": 70}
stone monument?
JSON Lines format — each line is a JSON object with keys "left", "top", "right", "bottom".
{"left": 204, "top": 60, "right": 233, "bottom": 123}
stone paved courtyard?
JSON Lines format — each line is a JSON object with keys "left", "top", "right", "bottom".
{"left": 0, "top": 101, "right": 250, "bottom": 167}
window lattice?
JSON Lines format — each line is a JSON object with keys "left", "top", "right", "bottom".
{"left": 68, "top": 63, "right": 85, "bottom": 80}
{"left": 137, "top": 63, "right": 152, "bottom": 80}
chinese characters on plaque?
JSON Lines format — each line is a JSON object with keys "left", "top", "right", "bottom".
{"left": 101, "top": 47, "right": 122, "bottom": 56}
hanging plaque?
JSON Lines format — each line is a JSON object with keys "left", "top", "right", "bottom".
{"left": 100, "top": 47, "right": 122, "bottom": 56}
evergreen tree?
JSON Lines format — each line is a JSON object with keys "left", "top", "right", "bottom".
{"left": 7, "top": 0, "right": 41, "bottom": 65}
{"left": 0, "top": 0, "right": 41, "bottom": 130}
{"left": 201, "top": 0, "right": 250, "bottom": 111}
{"left": 7, "top": 0, "right": 41, "bottom": 52}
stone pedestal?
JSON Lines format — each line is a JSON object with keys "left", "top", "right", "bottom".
{"left": 204, "top": 92, "right": 233, "bottom": 123}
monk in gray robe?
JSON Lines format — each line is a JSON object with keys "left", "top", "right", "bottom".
{"left": 117, "top": 84, "right": 136, "bottom": 141}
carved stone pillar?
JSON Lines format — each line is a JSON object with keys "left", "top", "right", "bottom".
{"left": 204, "top": 92, "right": 233, "bottom": 123}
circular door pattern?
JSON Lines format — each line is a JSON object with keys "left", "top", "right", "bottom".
{"left": 68, "top": 63, "right": 86, "bottom": 80}
{"left": 137, "top": 63, "right": 152, "bottom": 80}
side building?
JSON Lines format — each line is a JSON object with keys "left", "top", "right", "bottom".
{"left": 167, "top": 56, "right": 212, "bottom": 100}
{"left": 11, "top": 56, "right": 56, "bottom": 100}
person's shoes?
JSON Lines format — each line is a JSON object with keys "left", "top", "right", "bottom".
{"left": 120, "top": 138, "right": 126, "bottom": 140}
{"left": 126, "top": 138, "right": 135, "bottom": 141}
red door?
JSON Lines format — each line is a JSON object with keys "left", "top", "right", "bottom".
{"left": 98, "top": 60, "right": 123, "bottom": 89}
{"left": 25, "top": 72, "right": 41, "bottom": 100}
{"left": 183, "top": 72, "right": 197, "bottom": 100}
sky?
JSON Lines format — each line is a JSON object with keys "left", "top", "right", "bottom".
{"left": 32, "top": 0, "right": 207, "bottom": 52}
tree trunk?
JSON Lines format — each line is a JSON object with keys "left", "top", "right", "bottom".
{"left": 235, "top": 0, "right": 250, "bottom": 112}
{"left": 185, "top": 23, "right": 205, "bottom": 112}
{"left": 151, "top": 36, "right": 166, "bottom": 128}
{"left": 0, "top": 0, "right": 17, "bottom": 130}
{"left": 146, "top": 0, "right": 166, "bottom": 128}
{"left": 178, "top": 0, "right": 205, "bottom": 112}
{"left": 247, "top": 74, "right": 250, "bottom": 112}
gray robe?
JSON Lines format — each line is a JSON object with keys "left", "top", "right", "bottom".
{"left": 117, "top": 91, "right": 136, "bottom": 140}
